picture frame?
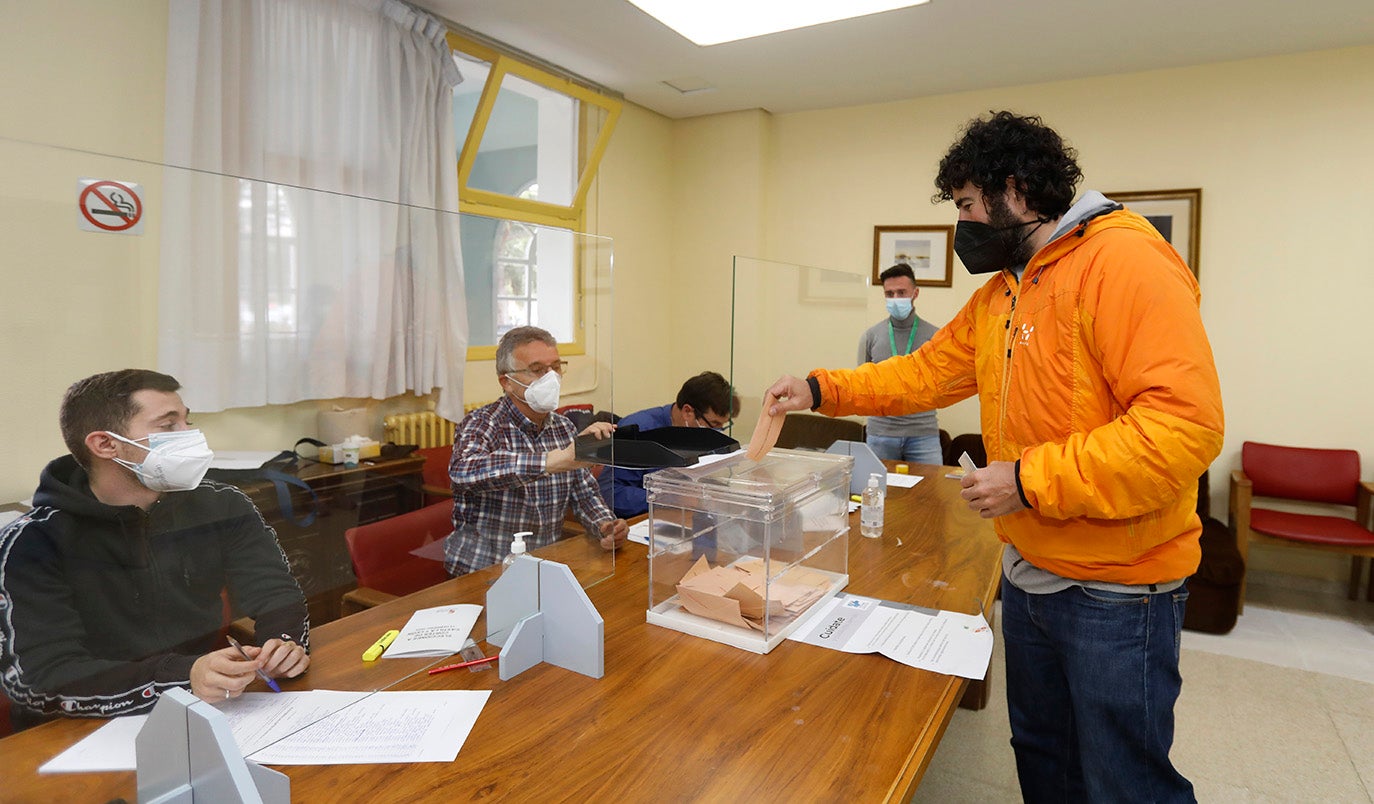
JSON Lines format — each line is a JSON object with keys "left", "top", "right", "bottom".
{"left": 1108, "top": 188, "right": 1202, "bottom": 277}
{"left": 872, "top": 225, "right": 954, "bottom": 287}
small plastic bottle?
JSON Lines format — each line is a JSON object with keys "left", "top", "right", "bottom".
{"left": 501, "top": 531, "right": 531, "bottom": 571}
{"left": 860, "top": 473, "right": 885, "bottom": 539}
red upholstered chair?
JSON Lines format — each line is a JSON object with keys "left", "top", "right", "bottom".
{"left": 416, "top": 445, "right": 454, "bottom": 506}
{"left": 340, "top": 500, "right": 454, "bottom": 616}
{"left": 1230, "top": 441, "right": 1374, "bottom": 612}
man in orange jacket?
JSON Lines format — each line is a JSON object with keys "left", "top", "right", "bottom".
{"left": 766, "top": 111, "right": 1222, "bottom": 803}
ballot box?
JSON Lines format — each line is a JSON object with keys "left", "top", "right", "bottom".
{"left": 644, "top": 448, "right": 852, "bottom": 653}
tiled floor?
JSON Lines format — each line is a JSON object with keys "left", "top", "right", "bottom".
{"left": 913, "top": 573, "right": 1374, "bottom": 802}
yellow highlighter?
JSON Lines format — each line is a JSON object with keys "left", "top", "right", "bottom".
{"left": 362, "top": 629, "right": 400, "bottom": 662}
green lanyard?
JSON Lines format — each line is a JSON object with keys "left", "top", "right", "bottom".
{"left": 888, "top": 317, "right": 919, "bottom": 356}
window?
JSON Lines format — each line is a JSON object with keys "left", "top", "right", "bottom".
{"left": 447, "top": 32, "right": 621, "bottom": 358}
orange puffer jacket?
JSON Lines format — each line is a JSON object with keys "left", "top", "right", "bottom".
{"left": 812, "top": 204, "right": 1224, "bottom": 584}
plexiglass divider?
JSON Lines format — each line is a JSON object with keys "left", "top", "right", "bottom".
{"left": 729, "top": 256, "right": 874, "bottom": 446}
{"left": 0, "top": 135, "right": 615, "bottom": 759}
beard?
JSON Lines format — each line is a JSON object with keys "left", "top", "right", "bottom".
{"left": 986, "top": 194, "right": 1041, "bottom": 267}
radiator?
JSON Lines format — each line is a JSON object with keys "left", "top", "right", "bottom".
{"left": 383, "top": 411, "right": 458, "bottom": 449}
{"left": 382, "top": 403, "right": 488, "bottom": 449}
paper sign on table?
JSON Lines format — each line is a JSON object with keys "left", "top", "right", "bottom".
{"left": 789, "top": 593, "right": 993, "bottom": 680}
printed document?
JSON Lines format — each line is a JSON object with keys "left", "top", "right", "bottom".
{"left": 789, "top": 593, "right": 993, "bottom": 680}
{"left": 385, "top": 604, "right": 482, "bottom": 658}
{"left": 40, "top": 689, "right": 490, "bottom": 772}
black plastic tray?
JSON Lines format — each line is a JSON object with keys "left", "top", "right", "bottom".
{"left": 575, "top": 425, "right": 739, "bottom": 469}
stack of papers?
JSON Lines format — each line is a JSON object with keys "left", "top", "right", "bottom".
{"left": 40, "top": 689, "right": 491, "bottom": 771}
{"left": 384, "top": 604, "right": 482, "bottom": 659}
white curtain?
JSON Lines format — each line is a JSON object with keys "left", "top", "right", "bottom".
{"left": 160, "top": 0, "right": 468, "bottom": 421}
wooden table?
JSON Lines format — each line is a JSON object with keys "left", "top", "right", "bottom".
{"left": 0, "top": 463, "right": 1002, "bottom": 803}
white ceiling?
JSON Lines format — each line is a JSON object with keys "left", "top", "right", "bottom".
{"left": 410, "top": 0, "right": 1374, "bottom": 119}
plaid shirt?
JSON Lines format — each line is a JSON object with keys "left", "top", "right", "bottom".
{"left": 444, "top": 395, "right": 613, "bottom": 575}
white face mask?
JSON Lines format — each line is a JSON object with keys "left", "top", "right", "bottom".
{"left": 106, "top": 429, "right": 215, "bottom": 492}
{"left": 507, "top": 371, "right": 561, "bottom": 414}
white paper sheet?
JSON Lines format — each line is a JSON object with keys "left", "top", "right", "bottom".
{"left": 385, "top": 604, "right": 482, "bottom": 658}
{"left": 40, "top": 689, "right": 491, "bottom": 772}
{"left": 788, "top": 593, "right": 993, "bottom": 680}
{"left": 886, "top": 472, "right": 923, "bottom": 489}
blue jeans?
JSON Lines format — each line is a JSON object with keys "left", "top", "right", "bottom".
{"left": 865, "top": 433, "right": 943, "bottom": 465}
{"left": 1001, "top": 577, "right": 1194, "bottom": 804}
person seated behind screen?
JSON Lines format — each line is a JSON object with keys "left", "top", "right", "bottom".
{"left": 598, "top": 371, "right": 739, "bottom": 519}
{"left": 858, "top": 263, "right": 942, "bottom": 465}
{"left": 0, "top": 370, "right": 310, "bottom": 730}
{"left": 444, "top": 326, "right": 629, "bottom": 575}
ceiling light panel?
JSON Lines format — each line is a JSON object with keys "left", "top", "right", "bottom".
{"left": 626, "top": 0, "right": 931, "bottom": 46}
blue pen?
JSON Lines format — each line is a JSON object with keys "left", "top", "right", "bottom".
{"left": 226, "top": 635, "right": 283, "bottom": 693}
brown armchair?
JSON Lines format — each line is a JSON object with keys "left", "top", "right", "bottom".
{"left": 1229, "top": 441, "right": 1374, "bottom": 612}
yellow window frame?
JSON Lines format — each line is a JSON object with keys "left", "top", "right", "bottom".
{"left": 447, "top": 32, "right": 622, "bottom": 361}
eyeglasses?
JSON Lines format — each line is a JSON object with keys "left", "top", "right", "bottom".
{"left": 508, "top": 360, "right": 567, "bottom": 378}
{"left": 693, "top": 411, "right": 730, "bottom": 430}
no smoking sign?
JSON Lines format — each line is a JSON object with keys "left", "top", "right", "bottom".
{"left": 77, "top": 178, "right": 145, "bottom": 235}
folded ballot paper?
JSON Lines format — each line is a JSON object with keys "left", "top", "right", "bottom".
{"left": 674, "top": 556, "right": 831, "bottom": 631}
{"left": 383, "top": 604, "right": 482, "bottom": 659}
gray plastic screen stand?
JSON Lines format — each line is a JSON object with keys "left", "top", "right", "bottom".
{"left": 485, "top": 554, "right": 604, "bottom": 681}
{"left": 136, "top": 687, "right": 289, "bottom": 804}
{"left": 826, "top": 440, "right": 887, "bottom": 494}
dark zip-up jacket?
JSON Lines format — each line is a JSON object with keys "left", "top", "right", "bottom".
{"left": 0, "top": 455, "right": 310, "bottom": 723}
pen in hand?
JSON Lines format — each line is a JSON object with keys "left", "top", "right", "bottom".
{"left": 226, "top": 635, "right": 283, "bottom": 693}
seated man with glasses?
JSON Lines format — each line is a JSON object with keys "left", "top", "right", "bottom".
{"left": 444, "top": 326, "right": 629, "bottom": 575}
{"left": 598, "top": 371, "right": 740, "bottom": 519}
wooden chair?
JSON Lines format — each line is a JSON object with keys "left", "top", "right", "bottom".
{"left": 340, "top": 500, "right": 454, "bottom": 615}
{"left": 1230, "top": 441, "right": 1374, "bottom": 611}
{"left": 774, "top": 413, "right": 865, "bottom": 451}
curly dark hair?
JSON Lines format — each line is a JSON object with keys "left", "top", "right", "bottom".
{"left": 932, "top": 111, "right": 1083, "bottom": 218}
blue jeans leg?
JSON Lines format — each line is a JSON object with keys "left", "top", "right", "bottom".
{"left": 866, "top": 434, "right": 943, "bottom": 465}
{"left": 1001, "top": 578, "right": 1194, "bottom": 804}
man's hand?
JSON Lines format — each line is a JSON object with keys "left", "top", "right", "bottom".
{"left": 960, "top": 460, "right": 1030, "bottom": 518}
{"left": 190, "top": 646, "right": 259, "bottom": 703}
{"left": 599, "top": 518, "right": 628, "bottom": 551}
{"left": 546, "top": 443, "right": 590, "bottom": 474}
{"left": 763, "top": 376, "right": 813, "bottom": 416}
{"left": 255, "top": 637, "right": 310, "bottom": 679}
{"left": 579, "top": 421, "right": 616, "bottom": 440}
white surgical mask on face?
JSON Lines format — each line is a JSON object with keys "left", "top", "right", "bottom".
{"left": 507, "top": 371, "right": 561, "bottom": 414}
{"left": 106, "top": 429, "right": 214, "bottom": 492}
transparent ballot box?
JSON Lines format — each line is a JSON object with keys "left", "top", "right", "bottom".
{"left": 644, "top": 448, "right": 852, "bottom": 654}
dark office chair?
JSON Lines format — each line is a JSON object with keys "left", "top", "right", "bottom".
{"left": 1230, "top": 441, "right": 1374, "bottom": 611}
{"left": 773, "top": 413, "right": 865, "bottom": 451}
{"left": 944, "top": 432, "right": 988, "bottom": 468}
{"left": 340, "top": 500, "right": 454, "bottom": 615}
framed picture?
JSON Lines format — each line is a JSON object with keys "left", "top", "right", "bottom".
{"left": 1108, "top": 189, "right": 1202, "bottom": 277}
{"left": 872, "top": 225, "right": 954, "bottom": 287}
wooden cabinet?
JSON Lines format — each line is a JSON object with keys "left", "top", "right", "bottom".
{"left": 228, "top": 456, "right": 426, "bottom": 627}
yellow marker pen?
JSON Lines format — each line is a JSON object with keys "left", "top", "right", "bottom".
{"left": 362, "top": 629, "right": 400, "bottom": 662}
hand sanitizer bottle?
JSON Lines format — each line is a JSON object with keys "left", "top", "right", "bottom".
{"left": 860, "top": 473, "right": 885, "bottom": 539}
{"left": 501, "top": 531, "right": 531, "bottom": 571}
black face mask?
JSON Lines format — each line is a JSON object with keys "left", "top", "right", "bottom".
{"left": 954, "top": 218, "right": 1044, "bottom": 274}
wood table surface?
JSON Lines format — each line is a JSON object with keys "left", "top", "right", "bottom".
{"left": 0, "top": 462, "right": 1003, "bottom": 803}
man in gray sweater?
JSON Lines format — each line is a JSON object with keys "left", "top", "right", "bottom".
{"left": 856, "top": 264, "right": 943, "bottom": 464}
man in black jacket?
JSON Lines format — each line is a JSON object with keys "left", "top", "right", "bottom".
{"left": 0, "top": 369, "right": 309, "bottom": 729}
